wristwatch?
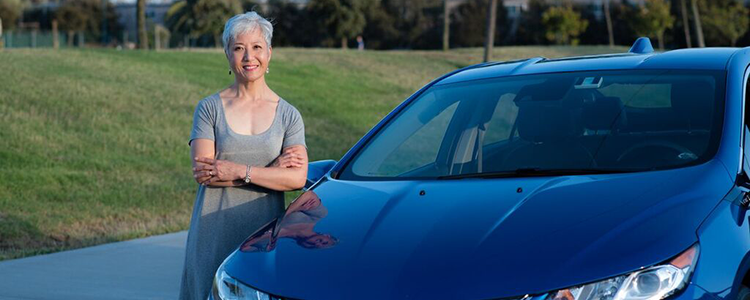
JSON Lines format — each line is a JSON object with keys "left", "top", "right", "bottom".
{"left": 244, "top": 165, "right": 252, "bottom": 184}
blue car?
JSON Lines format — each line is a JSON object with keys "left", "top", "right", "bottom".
{"left": 210, "top": 38, "right": 750, "bottom": 300}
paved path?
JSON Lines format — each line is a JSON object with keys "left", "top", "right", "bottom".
{"left": 0, "top": 231, "right": 187, "bottom": 300}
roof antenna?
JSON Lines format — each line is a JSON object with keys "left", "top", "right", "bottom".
{"left": 629, "top": 37, "right": 654, "bottom": 54}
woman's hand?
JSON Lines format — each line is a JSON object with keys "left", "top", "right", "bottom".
{"left": 271, "top": 147, "right": 306, "bottom": 168}
{"left": 193, "top": 157, "right": 245, "bottom": 185}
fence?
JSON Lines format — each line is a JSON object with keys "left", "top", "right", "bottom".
{"left": 2, "top": 30, "right": 77, "bottom": 49}
{"left": 1, "top": 29, "right": 216, "bottom": 50}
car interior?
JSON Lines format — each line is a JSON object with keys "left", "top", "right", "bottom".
{"left": 345, "top": 71, "right": 723, "bottom": 179}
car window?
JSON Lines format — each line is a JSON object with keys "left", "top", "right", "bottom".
{"left": 374, "top": 102, "right": 459, "bottom": 175}
{"left": 339, "top": 70, "right": 726, "bottom": 180}
{"left": 599, "top": 83, "right": 672, "bottom": 108}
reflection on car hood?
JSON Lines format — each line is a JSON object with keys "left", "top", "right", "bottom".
{"left": 223, "top": 161, "right": 732, "bottom": 300}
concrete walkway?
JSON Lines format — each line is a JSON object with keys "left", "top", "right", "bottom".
{"left": 0, "top": 231, "right": 187, "bottom": 300}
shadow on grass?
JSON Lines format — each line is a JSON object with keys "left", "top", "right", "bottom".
{"left": 0, "top": 213, "right": 50, "bottom": 260}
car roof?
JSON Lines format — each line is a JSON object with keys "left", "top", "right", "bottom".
{"left": 437, "top": 46, "right": 740, "bottom": 86}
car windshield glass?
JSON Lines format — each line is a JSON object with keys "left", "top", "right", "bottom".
{"left": 338, "top": 70, "right": 726, "bottom": 180}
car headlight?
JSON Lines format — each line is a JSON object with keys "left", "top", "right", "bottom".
{"left": 545, "top": 244, "right": 698, "bottom": 300}
{"left": 212, "top": 267, "right": 272, "bottom": 300}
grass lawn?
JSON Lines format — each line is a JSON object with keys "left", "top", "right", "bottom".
{"left": 0, "top": 45, "right": 628, "bottom": 260}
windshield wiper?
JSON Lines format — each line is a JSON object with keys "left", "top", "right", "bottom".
{"left": 437, "top": 168, "right": 636, "bottom": 180}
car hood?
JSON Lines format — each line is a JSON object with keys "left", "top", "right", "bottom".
{"left": 223, "top": 161, "right": 733, "bottom": 300}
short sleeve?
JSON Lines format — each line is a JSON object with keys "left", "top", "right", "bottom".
{"left": 282, "top": 101, "right": 306, "bottom": 149}
{"left": 189, "top": 97, "right": 217, "bottom": 146}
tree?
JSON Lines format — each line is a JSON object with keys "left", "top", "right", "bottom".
{"left": 516, "top": 0, "right": 550, "bottom": 45}
{"left": 266, "top": 0, "right": 308, "bottom": 47}
{"left": 442, "top": 0, "right": 448, "bottom": 50}
{"left": 165, "top": 0, "right": 241, "bottom": 48}
{"left": 165, "top": 0, "right": 193, "bottom": 46}
{"left": 240, "top": 0, "right": 260, "bottom": 12}
{"left": 603, "top": 0, "right": 614, "bottom": 47}
{"left": 308, "top": 0, "right": 365, "bottom": 49}
{"left": 137, "top": 0, "right": 148, "bottom": 49}
{"left": 578, "top": 1, "right": 609, "bottom": 45}
{"left": 54, "top": 0, "right": 121, "bottom": 46}
{"left": 630, "top": 0, "right": 674, "bottom": 50}
{"left": 542, "top": 4, "right": 588, "bottom": 45}
{"left": 193, "top": 0, "right": 242, "bottom": 47}
{"left": 690, "top": 0, "right": 705, "bottom": 47}
{"left": 55, "top": 1, "right": 88, "bottom": 46}
{"left": 380, "top": 0, "right": 443, "bottom": 49}
{"left": 679, "top": 0, "right": 691, "bottom": 47}
{"left": 700, "top": 0, "right": 749, "bottom": 47}
{"left": 360, "top": 0, "right": 399, "bottom": 49}
{"left": 484, "top": 0, "right": 497, "bottom": 62}
{"left": 450, "top": 0, "right": 507, "bottom": 48}
{"left": 0, "top": 0, "right": 24, "bottom": 30}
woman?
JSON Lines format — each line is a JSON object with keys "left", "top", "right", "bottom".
{"left": 179, "top": 11, "right": 308, "bottom": 300}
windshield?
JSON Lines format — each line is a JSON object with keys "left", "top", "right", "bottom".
{"left": 338, "top": 70, "right": 726, "bottom": 180}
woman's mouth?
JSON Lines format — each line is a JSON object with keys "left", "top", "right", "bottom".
{"left": 242, "top": 65, "right": 259, "bottom": 71}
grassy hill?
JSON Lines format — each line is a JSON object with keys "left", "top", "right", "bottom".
{"left": 0, "top": 45, "right": 628, "bottom": 260}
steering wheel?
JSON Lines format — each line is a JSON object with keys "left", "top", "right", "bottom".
{"left": 616, "top": 140, "right": 697, "bottom": 164}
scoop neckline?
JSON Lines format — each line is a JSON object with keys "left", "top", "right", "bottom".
{"left": 216, "top": 94, "right": 283, "bottom": 137}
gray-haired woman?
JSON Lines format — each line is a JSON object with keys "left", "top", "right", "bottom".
{"left": 179, "top": 11, "right": 308, "bottom": 299}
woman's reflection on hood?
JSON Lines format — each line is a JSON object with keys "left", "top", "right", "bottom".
{"left": 241, "top": 191, "right": 338, "bottom": 252}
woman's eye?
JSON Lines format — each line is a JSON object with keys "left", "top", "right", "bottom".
{"left": 234, "top": 47, "right": 243, "bottom": 51}
{"left": 254, "top": 45, "right": 262, "bottom": 49}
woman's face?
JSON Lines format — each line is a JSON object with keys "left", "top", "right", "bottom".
{"left": 227, "top": 28, "right": 271, "bottom": 82}
{"left": 300, "top": 233, "right": 336, "bottom": 249}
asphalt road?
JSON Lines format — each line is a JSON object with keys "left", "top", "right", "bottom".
{"left": 0, "top": 231, "right": 187, "bottom": 300}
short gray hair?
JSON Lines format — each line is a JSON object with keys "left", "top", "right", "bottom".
{"left": 222, "top": 11, "right": 273, "bottom": 53}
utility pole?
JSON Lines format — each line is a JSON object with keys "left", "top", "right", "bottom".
{"left": 483, "top": 0, "right": 497, "bottom": 62}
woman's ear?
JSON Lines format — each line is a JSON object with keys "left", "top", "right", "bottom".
{"left": 268, "top": 45, "right": 273, "bottom": 62}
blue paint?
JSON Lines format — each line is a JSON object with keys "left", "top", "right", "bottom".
{"left": 212, "top": 42, "right": 750, "bottom": 300}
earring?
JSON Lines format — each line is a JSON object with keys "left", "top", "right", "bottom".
{"left": 228, "top": 69, "right": 232, "bottom": 75}
{"left": 266, "top": 67, "right": 270, "bottom": 74}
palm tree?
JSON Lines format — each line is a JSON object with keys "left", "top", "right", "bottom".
{"left": 483, "top": 0, "right": 497, "bottom": 62}
{"left": 165, "top": 0, "right": 193, "bottom": 46}
{"left": 680, "top": 0, "right": 692, "bottom": 47}
{"left": 443, "top": 0, "right": 449, "bottom": 51}
{"left": 603, "top": 0, "right": 614, "bottom": 47}
{"left": 137, "top": 0, "right": 148, "bottom": 49}
{"left": 690, "top": 0, "right": 705, "bottom": 47}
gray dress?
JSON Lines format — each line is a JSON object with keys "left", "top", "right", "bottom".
{"left": 179, "top": 93, "right": 306, "bottom": 300}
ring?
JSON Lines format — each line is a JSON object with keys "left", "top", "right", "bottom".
{"left": 209, "top": 171, "right": 213, "bottom": 176}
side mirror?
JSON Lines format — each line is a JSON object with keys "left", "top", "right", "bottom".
{"left": 740, "top": 127, "right": 750, "bottom": 188}
{"left": 738, "top": 126, "right": 750, "bottom": 207}
{"left": 305, "top": 160, "right": 337, "bottom": 190}
{"left": 737, "top": 173, "right": 750, "bottom": 208}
